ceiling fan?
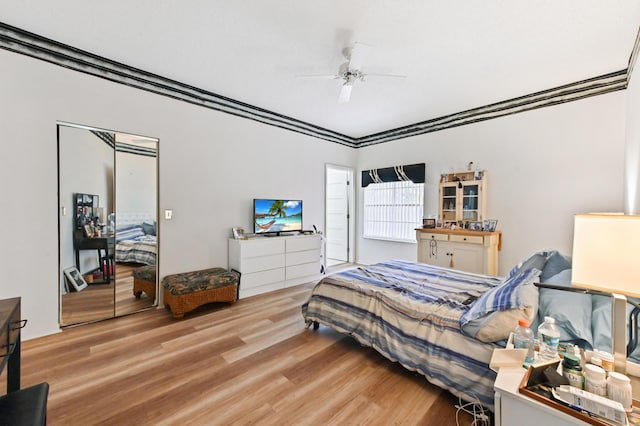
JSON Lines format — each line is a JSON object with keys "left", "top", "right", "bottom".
{"left": 298, "top": 42, "right": 406, "bottom": 103}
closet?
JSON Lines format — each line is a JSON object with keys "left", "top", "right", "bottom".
{"left": 57, "top": 123, "right": 158, "bottom": 326}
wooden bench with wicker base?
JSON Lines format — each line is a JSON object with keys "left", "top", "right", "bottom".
{"left": 162, "top": 267, "right": 240, "bottom": 318}
{"left": 133, "top": 265, "right": 157, "bottom": 301}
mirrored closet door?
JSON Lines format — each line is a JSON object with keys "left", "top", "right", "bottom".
{"left": 58, "top": 123, "right": 158, "bottom": 326}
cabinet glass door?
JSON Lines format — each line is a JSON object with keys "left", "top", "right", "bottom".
{"left": 462, "top": 183, "right": 480, "bottom": 221}
{"left": 441, "top": 185, "right": 457, "bottom": 221}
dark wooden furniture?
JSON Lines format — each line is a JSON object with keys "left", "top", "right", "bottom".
{"left": 0, "top": 297, "right": 23, "bottom": 393}
{"left": 0, "top": 297, "right": 49, "bottom": 425}
{"left": 73, "top": 229, "right": 114, "bottom": 283}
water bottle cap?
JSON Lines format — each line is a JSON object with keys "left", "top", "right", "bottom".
{"left": 517, "top": 318, "right": 530, "bottom": 327}
{"left": 544, "top": 316, "right": 555, "bottom": 323}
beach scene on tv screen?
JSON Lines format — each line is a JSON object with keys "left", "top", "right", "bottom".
{"left": 255, "top": 199, "right": 302, "bottom": 233}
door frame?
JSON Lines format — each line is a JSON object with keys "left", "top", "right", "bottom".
{"left": 324, "top": 163, "right": 355, "bottom": 264}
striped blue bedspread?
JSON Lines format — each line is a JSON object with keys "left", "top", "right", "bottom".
{"left": 302, "top": 259, "right": 503, "bottom": 410}
{"left": 115, "top": 235, "right": 157, "bottom": 265}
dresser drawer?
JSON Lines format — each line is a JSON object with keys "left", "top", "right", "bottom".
{"left": 286, "top": 236, "right": 320, "bottom": 252}
{"left": 241, "top": 254, "right": 285, "bottom": 274}
{"left": 286, "top": 262, "right": 320, "bottom": 280}
{"left": 419, "top": 232, "right": 448, "bottom": 242}
{"left": 286, "top": 249, "right": 319, "bottom": 266}
{"left": 450, "top": 234, "right": 483, "bottom": 244}
{"left": 241, "top": 239, "right": 285, "bottom": 258}
{"left": 242, "top": 268, "right": 286, "bottom": 289}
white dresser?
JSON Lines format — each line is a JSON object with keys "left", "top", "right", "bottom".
{"left": 228, "top": 234, "right": 322, "bottom": 298}
{"left": 416, "top": 228, "right": 501, "bottom": 275}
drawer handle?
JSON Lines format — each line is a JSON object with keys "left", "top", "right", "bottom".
{"left": 11, "top": 319, "right": 27, "bottom": 330}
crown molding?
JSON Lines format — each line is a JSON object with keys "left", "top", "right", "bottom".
{"left": 356, "top": 70, "right": 627, "bottom": 147}
{"left": 0, "top": 22, "right": 355, "bottom": 147}
{"left": 1, "top": 22, "right": 628, "bottom": 148}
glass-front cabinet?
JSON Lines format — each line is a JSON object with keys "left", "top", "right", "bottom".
{"left": 439, "top": 171, "right": 486, "bottom": 226}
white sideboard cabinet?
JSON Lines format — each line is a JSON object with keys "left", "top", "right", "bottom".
{"left": 228, "top": 234, "right": 322, "bottom": 298}
{"left": 416, "top": 228, "right": 501, "bottom": 275}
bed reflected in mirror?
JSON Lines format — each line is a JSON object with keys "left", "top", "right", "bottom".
{"left": 114, "top": 134, "right": 158, "bottom": 317}
{"left": 58, "top": 123, "right": 158, "bottom": 326}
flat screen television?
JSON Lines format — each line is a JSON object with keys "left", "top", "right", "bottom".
{"left": 254, "top": 199, "right": 302, "bottom": 235}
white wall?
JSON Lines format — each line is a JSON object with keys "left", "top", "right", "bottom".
{"left": 0, "top": 49, "right": 356, "bottom": 339}
{"left": 626, "top": 52, "right": 640, "bottom": 213}
{"left": 0, "top": 44, "right": 629, "bottom": 339}
{"left": 356, "top": 92, "right": 626, "bottom": 273}
{"left": 116, "top": 150, "right": 157, "bottom": 216}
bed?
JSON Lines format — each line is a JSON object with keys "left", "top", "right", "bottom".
{"left": 114, "top": 213, "right": 157, "bottom": 265}
{"left": 302, "top": 252, "right": 640, "bottom": 411}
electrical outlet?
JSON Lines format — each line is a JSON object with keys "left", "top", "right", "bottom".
{"left": 164, "top": 209, "right": 173, "bottom": 220}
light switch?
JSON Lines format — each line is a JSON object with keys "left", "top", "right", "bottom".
{"left": 165, "top": 209, "right": 173, "bottom": 220}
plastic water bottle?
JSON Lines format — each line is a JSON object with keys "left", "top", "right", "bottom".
{"left": 513, "top": 318, "right": 535, "bottom": 366}
{"left": 537, "top": 316, "right": 561, "bottom": 361}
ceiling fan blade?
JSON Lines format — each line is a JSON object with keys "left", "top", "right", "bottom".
{"left": 363, "top": 73, "right": 407, "bottom": 79}
{"left": 338, "top": 83, "right": 353, "bottom": 103}
{"left": 348, "top": 42, "right": 370, "bottom": 71}
{"left": 295, "top": 74, "right": 339, "bottom": 80}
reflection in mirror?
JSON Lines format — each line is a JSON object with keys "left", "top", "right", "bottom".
{"left": 58, "top": 123, "right": 158, "bottom": 326}
{"left": 114, "top": 134, "right": 158, "bottom": 316}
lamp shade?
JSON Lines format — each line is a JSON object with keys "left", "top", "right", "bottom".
{"left": 571, "top": 213, "right": 640, "bottom": 298}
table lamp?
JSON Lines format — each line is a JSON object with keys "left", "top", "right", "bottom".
{"left": 571, "top": 213, "right": 640, "bottom": 374}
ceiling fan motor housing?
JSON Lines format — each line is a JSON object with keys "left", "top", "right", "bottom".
{"left": 338, "top": 62, "right": 363, "bottom": 83}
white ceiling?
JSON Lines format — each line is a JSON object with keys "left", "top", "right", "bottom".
{"left": 2, "top": 1, "right": 640, "bottom": 138}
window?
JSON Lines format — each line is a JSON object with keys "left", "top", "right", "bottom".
{"left": 363, "top": 180, "right": 424, "bottom": 242}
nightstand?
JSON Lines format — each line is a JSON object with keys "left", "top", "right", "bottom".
{"left": 494, "top": 367, "right": 589, "bottom": 425}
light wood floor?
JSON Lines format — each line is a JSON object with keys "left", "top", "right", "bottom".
{"left": 13, "top": 282, "right": 479, "bottom": 425}
{"left": 61, "top": 263, "right": 155, "bottom": 325}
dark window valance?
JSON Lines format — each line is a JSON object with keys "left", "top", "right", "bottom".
{"left": 361, "top": 163, "right": 425, "bottom": 188}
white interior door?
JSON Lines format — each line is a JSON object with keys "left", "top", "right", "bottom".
{"left": 325, "top": 165, "right": 351, "bottom": 264}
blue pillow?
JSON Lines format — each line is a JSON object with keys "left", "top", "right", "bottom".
{"left": 141, "top": 222, "right": 156, "bottom": 236}
{"left": 591, "top": 295, "right": 612, "bottom": 353}
{"left": 506, "top": 250, "right": 555, "bottom": 280}
{"left": 460, "top": 268, "right": 541, "bottom": 342}
{"left": 538, "top": 269, "right": 592, "bottom": 349}
{"left": 540, "top": 252, "right": 572, "bottom": 282}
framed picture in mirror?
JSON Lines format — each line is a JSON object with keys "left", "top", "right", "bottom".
{"left": 63, "top": 266, "right": 88, "bottom": 292}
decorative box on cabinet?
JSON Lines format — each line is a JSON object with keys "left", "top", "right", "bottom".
{"left": 228, "top": 234, "right": 322, "bottom": 298}
{"left": 416, "top": 228, "right": 501, "bottom": 275}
